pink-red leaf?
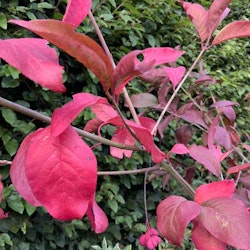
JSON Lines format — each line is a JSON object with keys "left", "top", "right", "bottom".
{"left": 0, "top": 38, "right": 65, "bottom": 92}
{"left": 63, "top": 0, "right": 92, "bottom": 29}
{"left": 9, "top": 20, "right": 113, "bottom": 89}
{"left": 199, "top": 197, "right": 250, "bottom": 249}
{"left": 207, "top": 0, "right": 232, "bottom": 37}
{"left": 112, "top": 50, "right": 155, "bottom": 95}
{"left": 12, "top": 126, "right": 98, "bottom": 221}
{"left": 90, "top": 102, "right": 118, "bottom": 121}
{"left": 86, "top": 200, "right": 109, "bottom": 234}
{"left": 177, "top": 104, "right": 207, "bottom": 129}
{"left": 212, "top": 20, "right": 250, "bottom": 45}
{"left": 112, "top": 47, "right": 184, "bottom": 95}
{"left": 107, "top": 117, "right": 166, "bottom": 163}
{"left": 167, "top": 143, "right": 189, "bottom": 161}
{"left": 10, "top": 130, "right": 43, "bottom": 207}
{"left": 227, "top": 163, "right": 250, "bottom": 176}
{"left": 164, "top": 66, "right": 185, "bottom": 88}
{"left": 51, "top": 93, "right": 106, "bottom": 136}
{"left": 110, "top": 127, "right": 135, "bottom": 159}
{"left": 194, "top": 180, "right": 235, "bottom": 205}
{"left": 192, "top": 219, "right": 227, "bottom": 250}
{"left": 157, "top": 195, "right": 200, "bottom": 246}
{"left": 188, "top": 145, "right": 221, "bottom": 176}
{"left": 181, "top": 2, "right": 208, "bottom": 42}
{"left": 138, "top": 117, "right": 157, "bottom": 135}
{"left": 181, "top": 0, "right": 231, "bottom": 44}
{"left": 129, "top": 93, "right": 158, "bottom": 108}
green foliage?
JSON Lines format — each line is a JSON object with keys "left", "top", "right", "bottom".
{"left": 0, "top": 0, "right": 249, "bottom": 249}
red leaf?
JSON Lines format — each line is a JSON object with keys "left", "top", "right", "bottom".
{"left": 194, "top": 180, "right": 235, "bottom": 205}
{"left": 129, "top": 93, "right": 158, "bottom": 108}
{"left": 107, "top": 117, "right": 166, "bottom": 163}
{"left": 10, "top": 130, "right": 43, "bottom": 207}
{"left": 175, "top": 125, "right": 193, "bottom": 146}
{"left": 110, "top": 127, "right": 135, "bottom": 159}
{"left": 181, "top": 0, "right": 231, "bottom": 43}
{"left": 0, "top": 176, "right": 8, "bottom": 219}
{"left": 157, "top": 195, "right": 200, "bottom": 246}
{"left": 177, "top": 104, "right": 207, "bottom": 129}
{"left": 86, "top": 200, "right": 109, "bottom": 234}
{"left": 12, "top": 126, "right": 98, "bottom": 221}
{"left": 112, "top": 47, "right": 184, "bottom": 95}
{"left": 84, "top": 118, "right": 103, "bottom": 133}
{"left": 227, "top": 163, "right": 250, "bottom": 175}
{"left": 214, "top": 126, "right": 232, "bottom": 150}
{"left": 199, "top": 197, "right": 250, "bottom": 249}
{"left": 167, "top": 143, "right": 189, "bottom": 161}
{"left": 91, "top": 102, "right": 118, "bottom": 121}
{"left": 112, "top": 50, "right": 155, "bottom": 95}
{"left": 142, "top": 47, "right": 185, "bottom": 65}
{"left": 188, "top": 145, "right": 221, "bottom": 176}
{"left": 212, "top": 20, "right": 250, "bottom": 45}
{"left": 210, "top": 100, "right": 238, "bottom": 108}
{"left": 138, "top": 117, "right": 157, "bottom": 135}
{"left": 181, "top": 2, "right": 208, "bottom": 42}
{"left": 0, "top": 38, "right": 65, "bottom": 92}
{"left": 192, "top": 219, "right": 227, "bottom": 250}
{"left": 207, "top": 0, "right": 232, "bottom": 37}
{"left": 164, "top": 66, "right": 185, "bottom": 89}
{"left": 63, "top": 0, "right": 92, "bottom": 29}
{"left": 9, "top": 20, "right": 113, "bottom": 89}
{"left": 243, "top": 143, "right": 250, "bottom": 153}
{"left": 51, "top": 93, "right": 106, "bottom": 136}
{"left": 210, "top": 100, "right": 238, "bottom": 122}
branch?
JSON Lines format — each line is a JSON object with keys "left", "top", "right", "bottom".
{"left": 151, "top": 47, "right": 207, "bottom": 135}
{"left": 161, "top": 160, "right": 195, "bottom": 199}
{"left": 0, "top": 96, "right": 143, "bottom": 151}
{"left": 0, "top": 159, "right": 161, "bottom": 175}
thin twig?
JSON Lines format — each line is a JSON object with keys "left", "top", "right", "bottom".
{"left": 151, "top": 47, "right": 207, "bottom": 135}
{"left": 1, "top": 159, "right": 161, "bottom": 176}
{"left": 161, "top": 160, "right": 195, "bottom": 199}
{"left": 88, "top": 11, "right": 140, "bottom": 125}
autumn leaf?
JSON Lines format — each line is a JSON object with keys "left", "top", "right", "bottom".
{"left": 11, "top": 126, "right": 102, "bottom": 222}
{"left": 212, "top": 20, "right": 250, "bottom": 45}
{"left": 9, "top": 19, "right": 113, "bottom": 90}
{"left": 0, "top": 38, "right": 65, "bottom": 92}
{"left": 63, "top": 0, "right": 92, "bottom": 29}
{"left": 157, "top": 195, "right": 200, "bottom": 246}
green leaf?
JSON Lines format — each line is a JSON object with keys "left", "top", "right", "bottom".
{"left": 0, "top": 233, "right": 12, "bottom": 246}
{"left": 37, "top": 2, "right": 53, "bottom": 9}
{"left": 115, "top": 195, "right": 125, "bottom": 204}
{"left": 108, "top": 200, "right": 118, "bottom": 213}
{"left": 1, "top": 108, "right": 16, "bottom": 125}
{"left": 7, "top": 190, "right": 25, "bottom": 214}
{"left": 1, "top": 76, "right": 20, "bottom": 88}
{"left": 8, "top": 65, "right": 20, "bottom": 79}
{"left": 4, "top": 138, "right": 19, "bottom": 156}
{"left": 24, "top": 201, "right": 36, "bottom": 216}
{"left": 0, "top": 13, "right": 7, "bottom": 29}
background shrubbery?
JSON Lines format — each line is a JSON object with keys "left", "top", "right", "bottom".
{"left": 0, "top": 0, "right": 249, "bottom": 249}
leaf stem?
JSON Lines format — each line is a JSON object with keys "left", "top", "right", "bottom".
{"left": 0, "top": 96, "right": 143, "bottom": 151}
{"left": 151, "top": 47, "right": 207, "bottom": 135}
